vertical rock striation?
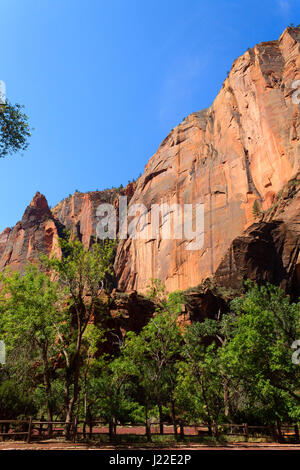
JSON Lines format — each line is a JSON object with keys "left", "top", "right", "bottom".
{"left": 115, "top": 27, "right": 300, "bottom": 292}
{"left": 0, "top": 28, "right": 300, "bottom": 296}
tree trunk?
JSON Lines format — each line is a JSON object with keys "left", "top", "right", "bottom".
{"left": 73, "top": 416, "right": 78, "bottom": 443}
{"left": 64, "top": 355, "right": 80, "bottom": 438}
{"left": 179, "top": 420, "right": 184, "bottom": 440}
{"left": 212, "top": 421, "right": 219, "bottom": 438}
{"left": 109, "top": 421, "right": 114, "bottom": 443}
{"left": 269, "top": 423, "right": 277, "bottom": 441}
{"left": 87, "top": 410, "right": 93, "bottom": 439}
{"left": 145, "top": 404, "right": 151, "bottom": 442}
{"left": 171, "top": 400, "right": 178, "bottom": 439}
{"left": 294, "top": 424, "right": 299, "bottom": 442}
{"left": 83, "top": 374, "right": 87, "bottom": 438}
{"left": 158, "top": 404, "right": 164, "bottom": 435}
{"left": 42, "top": 346, "right": 53, "bottom": 435}
{"left": 276, "top": 420, "right": 284, "bottom": 443}
{"left": 223, "top": 376, "right": 230, "bottom": 418}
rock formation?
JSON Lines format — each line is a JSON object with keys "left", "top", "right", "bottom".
{"left": 115, "top": 26, "right": 300, "bottom": 292}
{"left": 0, "top": 187, "right": 130, "bottom": 272}
{"left": 0, "top": 192, "right": 61, "bottom": 272}
{"left": 215, "top": 172, "right": 300, "bottom": 299}
{"left": 0, "top": 27, "right": 300, "bottom": 299}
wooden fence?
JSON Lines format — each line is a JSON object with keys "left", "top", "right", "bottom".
{"left": 0, "top": 419, "right": 299, "bottom": 443}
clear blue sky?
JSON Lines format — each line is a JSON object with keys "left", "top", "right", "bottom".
{"left": 0, "top": 0, "right": 299, "bottom": 231}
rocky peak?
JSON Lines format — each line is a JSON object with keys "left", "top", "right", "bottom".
{"left": 0, "top": 192, "right": 60, "bottom": 272}
{"left": 0, "top": 184, "right": 133, "bottom": 272}
{"left": 22, "top": 192, "right": 53, "bottom": 228}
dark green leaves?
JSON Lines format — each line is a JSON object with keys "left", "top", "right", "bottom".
{"left": 0, "top": 101, "right": 32, "bottom": 158}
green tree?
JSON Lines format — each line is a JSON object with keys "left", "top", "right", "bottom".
{"left": 221, "top": 282, "right": 300, "bottom": 434}
{"left": 0, "top": 379, "right": 36, "bottom": 420}
{"left": 84, "top": 357, "right": 142, "bottom": 441}
{"left": 116, "top": 286, "right": 184, "bottom": 439}
{"left": 43, "top": 237, "right": 115, "bottom": 435}
{"left": 0, "top": 101, "right": 32, "bottom": 158}
{"left": 176, "top": 325, "right": 225, "bottom": 433}
{"left": 252, "top": 199, "right": 261, "bottom": 219}
{"left": 0, "top": 265, "right": 63, "bottom": 424}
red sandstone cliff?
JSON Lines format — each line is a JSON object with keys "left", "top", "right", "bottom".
{"left": 0, "top": 192, "right": 61, "bottom": 271}
{"left": 0, "top": 27, "right": 299, "bottom": 296}
{"left": 115, "top": 27, "right": 300, "bottom": 292}
{"left": 0, "top": 185, "right": 135, "bottom": 272}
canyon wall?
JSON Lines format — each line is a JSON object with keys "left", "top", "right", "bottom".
{"left": 115, "top": 27, "right": 300, "bottom": 292}
{"left": 0, "top": 27, "right": 299, "bottom": 296}
{"left": 0, "top": 188, "right": 124, "bottom": 272}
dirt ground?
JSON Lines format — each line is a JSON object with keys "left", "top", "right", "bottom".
{"left": 1, "top": 440, "right": 300, "bottom": 450}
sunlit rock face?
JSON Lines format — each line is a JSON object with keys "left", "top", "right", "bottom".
{"left": 0, "top": 192, "right": 61, "bottom": 271}
{"left": 0, "top": 187, "right": 128, "bottom": 272}
{"left": 115, "top": 27, "right": 300, "bottom": 293}
{"left": 0, "top": 28, "right": 299, "bottom": 296}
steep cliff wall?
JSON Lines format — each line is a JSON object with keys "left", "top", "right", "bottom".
{"left": 115, "top": 27, "right": 300, "bottom": 292}
{"left": 0, "top": 27, "right": 299, "bottom": 296}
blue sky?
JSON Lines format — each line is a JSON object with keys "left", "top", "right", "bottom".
{"left": 0, "top": 0, "right": 299, "bottom": 231}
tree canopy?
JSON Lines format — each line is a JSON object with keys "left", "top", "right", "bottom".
{"left": 0, "top": 101, "right": 32, "bottom": 158}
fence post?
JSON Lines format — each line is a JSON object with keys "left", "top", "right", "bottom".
{"left": 212, "top": 421, "right": 218, "bottom": 438}
{"left": 179, "top": 420, "right": 185, "bottom": 440}
{"left": 269, "top": 423, "right": 277, "bottom": 442}
{"left": 294, "top": 424, "right": 299, "bottom": 442}
{"left": 244, "top": 423, "right": 248, "bottom": 441}
{"left": 26, "top": 417, "right": 33, "bottom": 443}
{"left": 73, "top": 416, "right": 78, "bottom": 443}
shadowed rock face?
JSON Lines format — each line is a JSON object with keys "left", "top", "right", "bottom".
{"left": 115, "top": 27, "right": 300, "bottom": 293}
{"left": 215, "top": 174, "right": 300, "bottom": 299}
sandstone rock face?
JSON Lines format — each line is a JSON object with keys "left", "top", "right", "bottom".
{"left": 52, "top": 189, "right": 120, "bottom": 249}
{"left": 0, "top": 192, "right": 61, "bottom": 272}
{"left": 51, "top": 185, "right": 135, "bottom": 248}
{"left": 0, "top": 187, "right": 131, "bottom": 273}
{"left": 115, "top": 27, "right": 300, "bottom": 293}
{"left": 1, "top": 28, "right": 300, "bottom": 297}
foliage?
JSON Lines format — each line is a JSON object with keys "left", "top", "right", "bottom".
{"left": 0, "top": 265, "right": 63, "bottom": 421}
{"left": 0, "top": 101, "right": 32, "bottom": 158}
{"left": 252, "top": 199, "right": 261, "bottom": 219}
{"left": 0, "top": 379, "right": 36, "bottom": 419}
{"left": 1, "top": 258, "right": 300, "bottom": 434}
{"left": 42, "top": 237, "right": 116, "bottom": 432}
{"left": 220, "top": 282, "right": 300, "bottom": 423}
{"left": 112, "top": 287, "right": 184, "bottom": 436}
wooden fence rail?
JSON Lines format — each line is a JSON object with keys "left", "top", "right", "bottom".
{"left": 0, "top": 419, "right": 299, "bottom": 443}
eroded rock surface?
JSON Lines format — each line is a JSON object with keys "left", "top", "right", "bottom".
{"left": 1, "top": 28, "right": 300, "bottom": 299}
{"left": 215, "top": 173, "right": 300, "bottom": 298}
{"left": 0, "top": 192, "right": 61, "bottom": 271}
{"left": 115, "top": 27, "right": 300, "bottom": 292}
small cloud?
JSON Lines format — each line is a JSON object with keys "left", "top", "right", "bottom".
{"left": 158, "top": 54, "right": 210, "bottom": 125}
{"left": 277, "top": 0, "right": 291, "bottom": 16}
